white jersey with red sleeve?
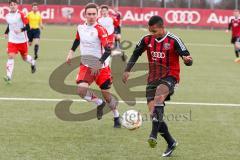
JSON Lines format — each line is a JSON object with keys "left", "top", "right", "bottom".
{"left": 97, "top": 16, "right": 119, "bottom": 35}
{"left": 76, "top": 22, "right": 110, "bottom": 68}
{"left": 5, "top": 10, "right": 28, "bottom": 44}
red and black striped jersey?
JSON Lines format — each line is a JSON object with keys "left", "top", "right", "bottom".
{"left": 134, "top": 32, "right": 190, "bottom": 83}
{"left": 228, "top": 18, "right": 240, "bottom": 38}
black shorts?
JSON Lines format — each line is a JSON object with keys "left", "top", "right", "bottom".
{"left": 231, "top": 36, "right": 240, "bottom": 44}
{"left": 114, "top": 26, "right": 121, "bottom": 34}
{"left": 28, "top": 28, "right": 41, "bottom": 42}
{"left": 146, "top": 76, "right": 177, "bottom": 103}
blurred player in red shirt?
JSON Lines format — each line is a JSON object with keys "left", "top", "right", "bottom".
{"left": 113, "top": 8, "right": 122, "bottom": 50}
{"left": 66, "top": 3, "right": 121, "bottom": 128}
{"left": 4, "top": 0, "right": 36, "bottom": 84}
{"left": 227, "top": 10, "right": 240, "bottom": 63}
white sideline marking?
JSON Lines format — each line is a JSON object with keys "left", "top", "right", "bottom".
{"left": 0, "top": 97, "right": 239, "bottom": 107}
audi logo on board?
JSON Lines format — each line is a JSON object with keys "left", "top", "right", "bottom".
{"left": 165, "top": 10, "right": 201, "bottom": 24}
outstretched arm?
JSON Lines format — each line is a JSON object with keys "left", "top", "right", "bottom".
{"left": 66, "top": 31, "right": 80, "bottom": 64}
{"left": 5, "top": 25, "right": 9, "bottom": 35}
{"left": 174, "top": 37, "right": 193, "bottom": 66}
{"left": 97, "top": 25, "right": 112, "bottom": 64}
{"left": 122, "top": 37, "right": 147, "bottom": 83}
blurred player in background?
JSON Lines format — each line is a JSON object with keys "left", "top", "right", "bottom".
{"left": 112, "top": 7, "right": 127, "bottom": 61}
{"left": 98, "top": 5, "right": 126, "bottom": 61}
{"left": 226, "top": 10, "right": 240, "bottom": 63}
{"left": 98, "top": 5, "right": 119, "bottom": 48}
{"left": 123, "top": 16, "right": 193, "bottom": 157}
{"left": 66, "top": 3, "right": 121, "bottom": 128}
{"left": 27, "top": 2, "right": 44, "bottom": 60}
{"left": 4, "top": 0, "right": 36, "bottom": 83}
{"left": 113, "top": 8, "right": 121, "bottom": 50}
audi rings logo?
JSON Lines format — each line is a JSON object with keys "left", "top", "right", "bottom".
{"left": 165, "top": 10, "right": 201, "bottom": 24}
{"left": 151, "top": 51, "right": 165, "bottom": 60}
{"left": 0, "top": 7, "right": 9, "bottom": 19}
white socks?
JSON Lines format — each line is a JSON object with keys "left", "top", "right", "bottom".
{"left": 6, "top": 59, "right": 14, "bottom": 79}
{"left": 83, "top": 90, "right": 103, "bottom": 106}
{"left": 112, "top": 109, "right": 120, "bottom": 118}
{"left": 26, "top": 55, "right": 35, "bottom": 66}
{"left": 82, "top": 90, "right": 120, "bottom": 118}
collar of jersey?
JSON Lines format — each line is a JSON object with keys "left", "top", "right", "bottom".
{"left": 154, "top": 31, "right": 169, "bottom": 43}
{"left": 84, "top": 22, "right": 97, "bottom": 27}
{"left": 10, "top": 9, "right": 18, "bottom": 14}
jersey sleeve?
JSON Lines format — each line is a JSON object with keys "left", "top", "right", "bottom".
{"left": 173, "top": 37, "right": 190, "bottom": 57}
{"left": 228, "top": 19, "right": 233, "bottom": 30}
{"left": 39, "top": 14, "right": 42, "bottom": 24}
{"left": 71, "top": 30, "right": 80, "bottom": 51}
{"left": 124, "top": 36, "right": 148, "bottom": 72}
{"left": 112, "top": 17, "right": 119, "bottom": 27}
{"left": 134, "top": 36, "right": 148, "bottom": 56}
{"left": 116, "top": 13, "right": 121, "bottom": 20}
{"left": 26, "top": 13, "right": 30, "bottom": 20}
{"left": 96, "top": 25, "right": 109, "bottom": 47}
{"left": 76, "top": 31, "right": 80, "bottom": 40}
{"left": 19, "top": 11, "right": 29, "bottom": 25}
{"left": 4, "top": 25, "right": 9, "bottom": 34}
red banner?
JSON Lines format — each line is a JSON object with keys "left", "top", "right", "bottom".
{"left": 0, "top": 4, "right": 234, "bottom": 28}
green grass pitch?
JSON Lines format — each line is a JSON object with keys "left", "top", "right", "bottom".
{"left": 0, "top": 24, "right": 240, "bottom": 160}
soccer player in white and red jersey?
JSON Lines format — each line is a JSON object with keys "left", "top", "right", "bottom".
{"left": 66, "top": 3, "right": 121, "bottom": 128}
{"left": 227, "top": 10, "right": 240, "bottom": 63}
{"left": 97, "top": 5, "right": 120, "bottom": 48}
{"left": 4, "top": 0, "right": 36, "bottom": 83}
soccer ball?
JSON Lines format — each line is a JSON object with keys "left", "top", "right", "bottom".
{"left": 121, "top": 110, "right": 143, "bottom": 130}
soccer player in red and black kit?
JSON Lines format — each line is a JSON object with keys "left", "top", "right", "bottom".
{"left": 227, "top": 10, "right": 240, "bottom": 63}
{"left": 122, "top": 16, "right": 193, "bottom": 157}
{"left": 113, "top": 8, "right": 121, "bottom": 50}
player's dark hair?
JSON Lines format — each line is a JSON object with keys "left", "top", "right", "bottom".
{"left": 148, "top": 16, "right": 164, "bottom": 27}
{"left": 85, "top": 3, "right": 98, "bottom": 13}
{"left": 9, "top": 0, "right": 19, "bottom": 4}
{"left": 100, "top": 5, "right": 109, "bottom": 10}
{"left": 32, "top": 2, "right": 38, "bottom": 6}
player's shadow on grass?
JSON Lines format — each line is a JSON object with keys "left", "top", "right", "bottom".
{"left": 55, "top": 100, "right": 111, "bottom": 121}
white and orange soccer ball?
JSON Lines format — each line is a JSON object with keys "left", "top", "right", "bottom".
{"left": 121, "top": 110, "right": 142, "bottom": 130}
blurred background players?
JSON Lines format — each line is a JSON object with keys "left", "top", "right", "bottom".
{"left": 226, "top": 10, "right": 240, "bottom": 63}
{"left": 98, "top": 5, "right": 126, "bottom": 61}
{"left": 112, "top": 7, "right": 127, "bottom": 61}
{"left": 98, "top": 5, "right": 119, "bottom": 48}
{"left": 4, "top": 0, "right": 36, "bottom": 83}
{"left": 27, "top": 2, "right": 44, "bottom": 60}
{"left": 113, "top": 8, "right": 121, "bottom": 50}
{"left": 66, "top": 3, "right": 121, "bottom": 128}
